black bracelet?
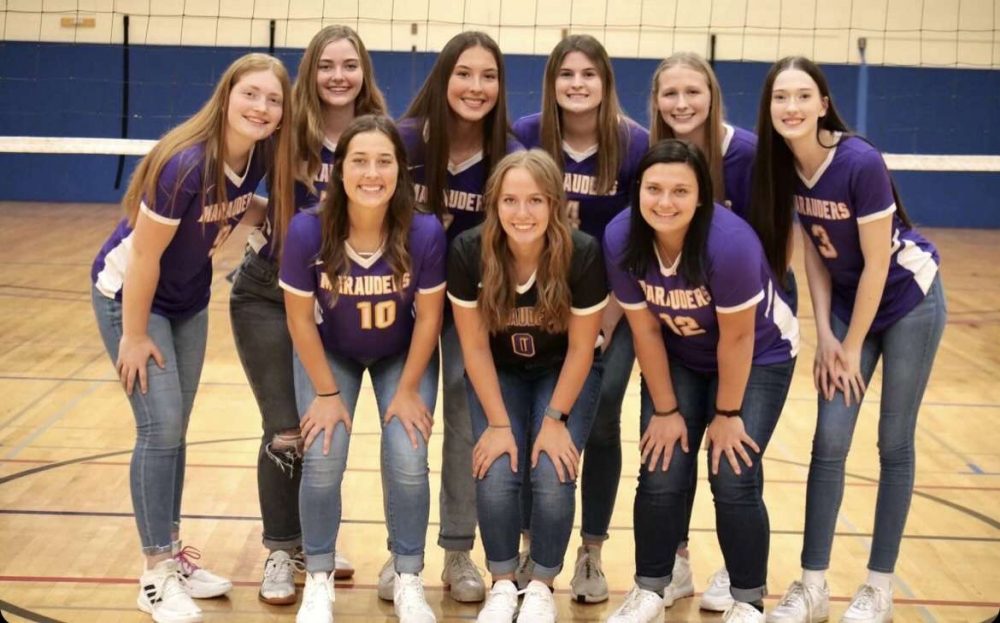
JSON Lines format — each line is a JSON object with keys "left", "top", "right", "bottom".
{"left": 317, "top": 390, "right": 341, "bottom": 398}
{"left": 715, "top": 408, "right": 742, "bottom": 418}
{"left": 652, "top": 407, "right": 680, "bottom": 417}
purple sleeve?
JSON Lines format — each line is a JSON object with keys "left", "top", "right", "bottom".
{"left": 143, "top": 153, "right": 200, "bottom": 224}
{"left": 417, "top": 216, "right": 447, "bottom": 292}
{"left": 851, "top": 146, "right": 896, "bottom": 223}
{"left": 511, "top": 114, "right": 541, "bottom": 149}
{"left": 707, "top": 219, "right": 765, "bottom": 312}
{"left": 278, "top": 213, "right": 321, "bottom": 296}
{"left": 602, "top": 217, "right": 646, "bottom": 307}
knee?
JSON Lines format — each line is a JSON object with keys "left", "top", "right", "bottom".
{"left": 709, "top": 463, "right": 760, "bottom": 506}
{"left": 300, "top": 433, "right": 349, "bottom": 487}
{"left": 134, "top": 411, "right": 185, "bottom": 450}
{"left": 531, "top": 453, "right": 576, "bottom": 495}
{"left": 587, "top": 409, "right": 621, "bottom": 448}
{"left": 477, "top": 456, "right": 520, "bottom": 500}
{"left": 636, "top": 460, "right": 689, "bottom": 498}
{"left": 383, "top": 420, "right": 429, "bottom": 483}
{"left": 877, "top": 436, "right": 914, "bottom": 465}
{"left": 811, "top": 424, "right": 852, "bottom": 462}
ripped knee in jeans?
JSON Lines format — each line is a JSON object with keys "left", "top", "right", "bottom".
{"left": 265, "top": 430, "right": 302, "bottom": 478}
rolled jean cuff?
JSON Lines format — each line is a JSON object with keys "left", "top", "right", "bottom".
{"left": 394, "top": 553, "right": 424, "bottom": 575}
{"left": 635, "top": 573, "right": 670, "bottom": 595}
{"left": 141, "top": 543, "right": 174, "bottom": 556}
{"left": 732, "top": 584, "right": 767, "bottom": 603}
{"left": 305, "top": 552, "right": 335, "bottom": 574}
{"left": 531, "top": 560, "right": 562, "bottom": 581}
{"left": 486, "top": 555, "right": 519, "bottom": 577}
{"left": 263, "top": 534, "right": 302, "bottom": 552}
{"left": 579, "top": 530, "right": 609, "bottom": 542}
{"left": 438, "top": 534, "right": 475, "bottom": 552}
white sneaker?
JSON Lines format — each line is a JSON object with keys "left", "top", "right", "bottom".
{"left": 570, "top": 544, "right": 609, "bottom": 603}
{"left": 606, "top": 585, "right": 665, "bottom": 623}
{"left": 173, "top": 544, "right": 232, "bottom": 599}
{"left": 515, "top": 548, "right": 535, "bottom": 590}
{"left": 840, "top": 584, "right": 892, "bottom": 623}
{"left": 442, "top": 550, "right": 486, "bottom": 602}
{"left": 724, "top": 602, "right": 765, "bottom": 622}
{"left": 700, "top": 567, "right": 735, "bottom": 612}
{"left": 766, "top": 581, "right": 829, "bottom": 623}
{"left": 378, "top": 555, "right": 396, "bottom": 601}
{"left": 477, "top": 579, "right": 519, "bottom": 623}
{"left": 296, "top": 571, "right": 335, "bottom": 623}
{"left": 137, "top": 559, "right": 203, "bottom": 623}
{"left": 662, "top": 555, "right": 694, "bottom": 607}
{"left": 259, "top": 549, "right": 305, "bottom": 605}
{"left": 394, "top": 573, "right": 437, "bottom": 623}
{"left": 334, "top": 552, "right": 355, "bottom": 580}
{"left": 517, "top": 580, "right": 556, "bottom": 622}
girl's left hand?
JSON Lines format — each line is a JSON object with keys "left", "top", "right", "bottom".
{"left": 531, "top": 418, "right": 580, "bottom": 483}
{"left": 384, "top": 389, "right": 434, "bottom": 448}
{"left": 834, "top": 345, "right": 866, "bottom": 406}
{"left": 705, "top": 416, "right": 760, "bottom": 476}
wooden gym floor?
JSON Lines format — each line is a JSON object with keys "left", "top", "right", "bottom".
{"left": 0, "top": 201, "right": 997, "bottom": 622}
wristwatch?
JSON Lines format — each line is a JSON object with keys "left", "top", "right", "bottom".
{"left": 544, "top": 406, "right": 569, "bottom": 423}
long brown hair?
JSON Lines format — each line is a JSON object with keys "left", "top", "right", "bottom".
{"left": 538, "top": 34, "right": 627, "bottom": 195}
{"left": 318, "top": 115, "right": 414, "bottom": 304}
{"left": 292, "top": 25, "right": 387, "bottom": 195}
{"left": 479, "top": 150, "right": 573, "bottom": 334}
{"left": 648, "top": 52, "right": 726, "bottom": 204}
{"left": 122, "top": 53, "right": 294, "bottom": 249}
{"left": 402, "top": 31, "right": 512, "bottom": 219}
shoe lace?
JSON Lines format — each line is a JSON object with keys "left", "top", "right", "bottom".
{"left": 173, "top": 546, "right": 203, "bottom": 576}
{"left": 158, "top": 566, "right": 189, "bottom": 602}
{"left": 265, "top": 553, "right": 305, "bottom": 584}
{"left": 482, "top": 584, "right": 518, "bottom": 613}
{"left": 302, "top": 575, "right": 333, "bottom": 610}
{"left": 776, "top": 581, "right": 806, "bottom": 609}
{"left": 395, "top": 575, "right": 430, "bottom": 614}
{"left": 517, "top": 584, "right": 553, "bottom": 617}
{"left": 445, "top": 552, "right": 483, "bottom": 584}
{"left": 850, "top": 585, "right": 879, "bottom": 611}
{"left": 723, "top": 602, "right": 758, "bottom": 622}
{"left": 618, "top": 587, "right": 654, "bottom": 616}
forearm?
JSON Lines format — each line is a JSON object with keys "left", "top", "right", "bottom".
{"left": 803, "top": 237, "right": 835, "bottom": 338}
{"left": 397, "top": 306, "right": 442, "bottom": 393}
{"left": 715, "top": 332, "right": 754, "bottom": 412}
{"left": 548, "top": 343, "right": 596, "bottom": 414}
{"left": 843, "top": 260, "right": 889, "bottom": 350}
{"left": 462, "top": 345, "right": 510, "bottom": 427}
{"left": 286, "top": 311, "right": 337, "bottom": 395}
{"left": 121, "top": 251, "right": 160, "bottom": 337}
{"left": 626, "top": 311, "right": 678, "bottom": 411}
{"left": 239, "top": 193, "right": 269, "bottom": 228}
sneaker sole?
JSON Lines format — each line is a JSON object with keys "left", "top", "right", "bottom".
{"left": 333, "top": 568, "right": 354, "bottom": 580}
{"left": 378, "top": 583, "right": 395, "bottom": 601}
{"left": 258, "top": 589, "right": 297, "bottom": 606}
{"left": 663, "top": 587, "right": 694, "bottom": 608}
{"left": 698, "top": 595, "right": 733, "bottom": 612}
{"left": 137, "top": 597, "right": 204, "bottom": 623}
{"left": 572, "top": 590, "right": 609, "bottom": 604}
{"left": 444, "top": 584, "right": 486, "bottom": 603}
{"left": 184, "top": 583, "right": 233, "bottom": 599}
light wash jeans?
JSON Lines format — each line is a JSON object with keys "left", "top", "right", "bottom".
{"left": 293, "top": 349, "right": 438, "bottom": 574}
{"left": 802, "top": 275, "right": 947, "bottom": 573}
{"left": 92, "top": 287, "right": 207, "bottom": 555}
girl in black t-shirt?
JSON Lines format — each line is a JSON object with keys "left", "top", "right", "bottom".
{"left": 447, "top": 149, "right": 607, "bottom": 622}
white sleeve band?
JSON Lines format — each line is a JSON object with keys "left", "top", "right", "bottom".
{"left": 140, "top": 201, "right": 182, "bottom": 225}
{"left": 857, "top": 203, "right": 896, "bottom": 224}
{"left": 716, "top": 290, "right": 764, "bottom": 313}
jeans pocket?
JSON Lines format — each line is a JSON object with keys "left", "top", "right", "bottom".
{"left": 233, "top": 253, "right": 281, "bottom": 299}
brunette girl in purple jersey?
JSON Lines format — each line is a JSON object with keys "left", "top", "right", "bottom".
{"left": 91, "top": 53, "right": 294, "bottom": 623}
{"left": 281, "top": 115, "right": 446, "bottom": 623}
{"left": 510, "top": 33, "right": 648, "bottom": 603}
{"left": 753, "top": 58, "right": 945, "bottom": 623}
{"left": 603, "top": 140, "right": 798, "bottom": 623}
{"left": 395, "top": 30, "right": 523, "bottom": 603}
{"left": 229, "top": 26, "right": 387, "bottom": 606}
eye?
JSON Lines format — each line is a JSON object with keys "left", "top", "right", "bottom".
{"left": 772, "top": 93, "right": 786, "bottom": 102}
{"left": 661, "top": 89, "right": 676, "bottom": 97}
{"left": 483, "top": 72, "right": 498, "bottom": 81}
{"left": 675, "top": 188, "right": 689, "bottom": 196}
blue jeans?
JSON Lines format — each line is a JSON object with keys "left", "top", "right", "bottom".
{"left": 293, "top": 349, "right": 438, "bottom": 574}
{"left": 230, "top": 250, "right": 302, "bottom": 551}
{"left": 92, "top": 287, "right": 207, "bottom": 555}
{"left": 468, "top": 359, "right": 603, "bottom": 580}
{"left": 802, "top": 275, "right": 946, "bottom": 573}
{"left": 438, "top": 317, "right": 478, "bottom": 551}
{"left": 633, "top": 358, "right": 795, "bottom": 603}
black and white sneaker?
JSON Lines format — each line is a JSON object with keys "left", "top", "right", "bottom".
{"left": 137, "top": 559, "right": 203, "bottom": 623}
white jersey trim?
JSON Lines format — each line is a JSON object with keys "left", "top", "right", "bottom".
{"left": 224, "top": 143, "right": 255, "bottom": 186}
{"left": 140, "top": 201, "right": 182, "bottom": 225}
{"left": 515, "top": 271, "right": 537, "bottom": 294}
{"left": 721, "top": 123, "right": 735, "bottom": 157}
{"left": 278, "top": 279, "right": 314, "bottom": 298}
{"left": 716, "top": 289, "right": 764, "bottom": 313}
{"left": 418, "top": 281, "right": 447, "bottom": 295}
{"left": 654, "top": 245, "right": 682, "bottom": 277}
{"left": 619, "top": 300, "right": 648, "bottom": 310}
{"left": 447, "top": 292, "right": 478, "bottom": 308}
{"left": 768, "top": 280, "right": 800, "bottom": 357}
{"left": 563, "top": 141, "right": 599, "bottom": 162}
{"left": 796, "top": 132, "right": 841, "bottom": 189}
{"left": 94, "top": 231, "right": 134, "bottom": 299}
{"left": 571, "top": 295, "right": 609, "bottom": 316}
{"left": 857, "top": 203, "right": 896, "bottom": 224}
{"left": 345, "top": 241, "right": 385, "bottom": 269}
{"left": 448, "top": 151, "right": 484, "bottom": 175}
{"left": 322, "top": 137, "right": 337, "bottom": 152}
{"left": 896, "top": 237, "right": 939, "bottom": 294}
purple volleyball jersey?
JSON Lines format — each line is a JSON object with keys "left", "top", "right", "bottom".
{"left": 397, "top": 117, "right": 524, "bottom": 244}
{"left": 92, "top": 142, "right": 266, "bottom": 318}
{"left": 512, "top": 113, "right": 649, "bottom": 240}
{"left": 603, "top": 206, "right": 799, "bottom": 374}
{"left": 722, "top": 124, "right": 757, "bottom": 220}
{"left": 794, "top": 135, "right": 939, "bottom": 332}
{"left": 279, "top": 211, "right": 447, "bottom": 360}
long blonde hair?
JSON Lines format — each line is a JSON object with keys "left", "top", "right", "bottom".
{"left": 648, "top": 51, "right": 726, "bottom": 204}
{"left": 479, "top": 150, "right": 573, "bottom": 334}
{"left": 122, "top": 54, "right": 294, "bottom": 242}
{"left": 539, "top": 34, "right": 626, "bottom": 195}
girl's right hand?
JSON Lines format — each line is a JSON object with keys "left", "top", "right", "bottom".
{"left": 640, "top": 412, "right": 689, "bottom": 472}
{"left": 116, "top": 334, "right": 165, "bottom": 396}
{"left": 813, "top": 332, "right": 845, "bottom": 401}
{"left": 301, "top": 394, "right": 352, "bottom": 455}
{"left": 472, "top": 426, "right": 518, "bottom": 480}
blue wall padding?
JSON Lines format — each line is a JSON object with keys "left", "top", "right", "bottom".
{"left": 1, "top": 42, "right": 997, "bottom": 227}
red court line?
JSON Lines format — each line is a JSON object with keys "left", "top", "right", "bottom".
{"left": 1, "top": 575, "right": 997, "bottom": 608}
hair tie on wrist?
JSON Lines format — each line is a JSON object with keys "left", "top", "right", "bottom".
{"left": 652, "top": 407, "right": 680, "bottom": 417}
{"left": 317, "top": 390, "right": 341, "bottom": 398}
{"left": 715, "top": 408, "right": 742, "bottom": 418}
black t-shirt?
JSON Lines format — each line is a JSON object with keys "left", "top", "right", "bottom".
{"left": 447, "top": 226, "right": 609, "bottom": 371}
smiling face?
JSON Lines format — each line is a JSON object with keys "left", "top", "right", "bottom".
{"left": 226, "top": 69, "right": 284, "bottom": 147}
{"left": 656, "top": 64, "right": 711, "bottom": 139}
{"left": 770, "top": 68, "right": 829, "bottom": 143}
{"left": 315, "top": 38, "right": 363, "bottom": 109}
{"left": 638, "top": 162, "right": 700, "bottom": 242}
{"left": 446, "top": 45, "right": 500, "bottom": 124}
{"left": 554, "top": 51, "right": 604, "bottom": 116}
{"left": 340, "top": 130, "right": 399, "bottom": 210}
{"left": 497, "top": 166, "right": 552, "bottom": 251}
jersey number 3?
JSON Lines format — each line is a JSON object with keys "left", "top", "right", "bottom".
{"left": 357, "top": 300, "right": 396, "bottom": 330}
{"left": 810, "top": 224, "right": 838, "bottom": 259}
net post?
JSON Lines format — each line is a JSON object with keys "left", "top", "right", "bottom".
{"left": 114, "top": 14, "right": 131, "bottom": 190}
{"left": 856, "top": 36, "right": 868, "bottom": 136}
{"left": 269, "top": 20, "right": 276, "bottom": 55}
{"left": 709, "top": 33, "right": 717, "bottom": 68}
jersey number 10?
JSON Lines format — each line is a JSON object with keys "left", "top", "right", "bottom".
{"left": 357, "top": 300, "right": 396, "bottom": 330}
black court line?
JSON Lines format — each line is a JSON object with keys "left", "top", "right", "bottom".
{"left": 0, "top": 599, "right": 65, "bottom": 623}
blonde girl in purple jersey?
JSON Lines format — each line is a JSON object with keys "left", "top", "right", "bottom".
{"left": 228, "top": 25, "right": 387, "bottom": 606}
{"left": 751, "top": 57, "right": 945, "bottom": 623}
{"left": 91, "top": 53, "right": 294, "bottom": 623}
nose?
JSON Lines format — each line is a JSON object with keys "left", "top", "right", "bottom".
{"left": 675, "top": 93, "right": 688, "bottom": 109}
